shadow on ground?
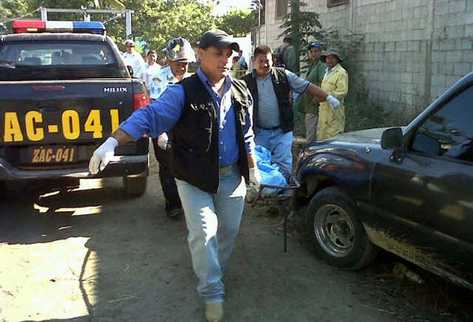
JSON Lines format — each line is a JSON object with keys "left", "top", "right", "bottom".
{"left": 1, "top": 177, "right": 471, "bottom": 322}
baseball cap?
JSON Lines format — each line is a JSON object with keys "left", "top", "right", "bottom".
{"left": 308, "top": 42, "right": 322, "bottom": 50}
{"left": 198, "top": 30, "right": 239, "bottom": 52}
{"left": 125, "top": 39, "right": 135, "bottom": 47}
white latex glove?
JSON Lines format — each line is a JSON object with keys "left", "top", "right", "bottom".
{"left": 326, "top": 95, "right": 341, "bottom": 110}
{"left": 249, "top": 167, "right": 261, "bottom": 190}
{"left": 89, "top": 137, "right": 119, "bottom": 175}
{"left": 157, "top": 132, "right": 169, "bottom": 150}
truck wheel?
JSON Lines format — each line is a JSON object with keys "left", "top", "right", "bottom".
{"left": 123, "top": 173, "right": 147, "bottom": 197}
{"left": 306, "top": 187, "right": 378, "bottom": 270}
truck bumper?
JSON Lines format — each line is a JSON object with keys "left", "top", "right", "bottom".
{"left": 0, "top": 154, "right": 149, "bottom": 181}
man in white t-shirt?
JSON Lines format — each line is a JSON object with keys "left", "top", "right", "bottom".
{"left": 122, "top": 39, "right": 146, "bottom": 79}
{"left": 143, "top": 49, "right": 161, "bottom": 89}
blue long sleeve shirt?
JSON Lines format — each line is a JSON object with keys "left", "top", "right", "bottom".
{"left": 120, "top": 68, "right": 255, "bottom": 167}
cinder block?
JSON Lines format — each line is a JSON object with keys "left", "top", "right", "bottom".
{"left": 435, "top": 1, "right": 450, "bottom": 15}
{"left": 465, "top": 12, "right": 473, "bottom": 24}
{"left": 446, "top": 51, "right": 463, "bottom": 62}
{"left": 401, "top": 72, "right": 414, "bottom": 83}
{"left": 399, "top": 93, "right": 414, "bottom": 105}
{"left": 435, "top": 15, "right": 449, "bottom": 30}
{"left": 454, "top": 62, "right": 472, "bottom": 75}
{"left": 389, "top": 91, "right": 402, "bottom": 102}
{"left": 447, "top": 25, "right": 465, "bottom": 38}
{"left": 384, "top": 41, "right": 396, "bottom": 51}
{"left": 440, "top": 39, "right": 459, "bottom": 50}
{"left": 459, "top": 38, "right": 473, "bottom": 50}
{"left": 396, "top": 41, "right": 408, "bottom": 51}
{"left": 446, "top": 13, "right": 466, "bottom": 26}
{"left": 375, "top": 42, "right": 385, "bottom": 52}
{"left": 432, "top": 51, "right": 446, "bottom": 62}
{"left": 463, "top": 50, "right": 473, "bottom": 61}
{"left": 465, "top": 24, "right": 473, "bottom": 36}
{"left": 432, "top": 74, "right": 447, "bottom": 86}
{"left": 439, "top": 62, "right": 456, "bottom": 75}
{"left": 449, "top": 0, "right": 466, "bottom": 14}
{"left": 408, "top": 40, "right": 420, "bottom": 51}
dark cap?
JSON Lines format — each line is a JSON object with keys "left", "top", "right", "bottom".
{"left": 308, "top": 42, "right": 322, "bottom": 50}
{"left": 198, "top": 30, "right": 240, "bottom": 52}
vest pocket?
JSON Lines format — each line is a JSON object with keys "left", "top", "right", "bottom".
{"left": 175, "top": 108, "right": 213, "bottom": 153}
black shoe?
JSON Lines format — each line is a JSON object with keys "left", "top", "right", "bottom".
{"left": 166, "top": 208, "right": 183, "bottom": 219}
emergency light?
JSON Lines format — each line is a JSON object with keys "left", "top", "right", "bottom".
{"left": 12, "top": 20, "right": 106, "bottom": 35}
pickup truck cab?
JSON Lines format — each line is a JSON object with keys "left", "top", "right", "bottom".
{"left": 295, "top": 71, "right": 473, "bottom": 290}
{"left": 0, "top": 20, "right": 149, "bottom": 196}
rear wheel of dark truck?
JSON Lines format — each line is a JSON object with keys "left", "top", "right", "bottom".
{"left": 123, "top": 170, "right": 148, "bottom": 197}
{"left": 306, "top": 187, "right": 378, "bottom": 270}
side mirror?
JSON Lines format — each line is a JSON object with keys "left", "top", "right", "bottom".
{"left": 381, "top": 127, "right": 403, "bottom": 150}
{"left": 126, "top": 65, "right": 134, "bottom": 77}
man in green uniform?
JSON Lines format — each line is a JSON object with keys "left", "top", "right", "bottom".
{"left": 297, "top": 42, "right": 326, "bottom": 141}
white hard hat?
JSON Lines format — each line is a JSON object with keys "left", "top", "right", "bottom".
{"left": 163, "top": 37, "right": 196, "bottom": 63}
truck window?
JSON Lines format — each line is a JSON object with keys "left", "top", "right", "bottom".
{"left": 411, "top": 86, "right": 473, "bottom": 163}
{"left": 0, "top": 40, "right": 128, "bottom": 80}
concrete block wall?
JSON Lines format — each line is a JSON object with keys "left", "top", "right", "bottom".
{"left": 258, "top": 0, "right": 473, "bottom": 114}
{"left": 431, "top": 0, "right": 473, "bottom": 99}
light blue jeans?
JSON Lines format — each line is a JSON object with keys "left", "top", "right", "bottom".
{"left": 255, "top": 128, "right": 294, "bottom": 178}
{"left": 175, "top": 165, "right": 246, "bottom": 304}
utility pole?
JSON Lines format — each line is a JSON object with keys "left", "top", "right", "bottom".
{"left": 251, "top": 0, "right": 263, "bottom": 45}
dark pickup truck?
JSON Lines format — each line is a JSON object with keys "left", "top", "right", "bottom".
{"left": 295, "top": 71, "right": 473, "bottom": 290}
{"left": 0, "top": 29, "right": 149, "bottom": 195}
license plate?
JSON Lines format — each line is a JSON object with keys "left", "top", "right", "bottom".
{"left": 31, "top": 146, "right": 77, "bottom": 164}
{"left": 2, "top": 108, "right": 120, "bottom": 143}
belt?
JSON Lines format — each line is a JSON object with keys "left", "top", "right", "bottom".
{"left": 259, "top": 126, "right": 280, "bottom": 130}
{"left": 219, "top": 164, "right": 235, "bottom": 176}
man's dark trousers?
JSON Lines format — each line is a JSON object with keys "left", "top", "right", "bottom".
{"left": 152, "top": 139, "right": 182, "bottom": 214}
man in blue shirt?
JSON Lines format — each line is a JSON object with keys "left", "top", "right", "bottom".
{"left": 89, "top": 30, "right": 260, "bottom": 322}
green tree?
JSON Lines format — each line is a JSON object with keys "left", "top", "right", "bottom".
{"left": 135, "top": 0, "right": 216, "bottom": 52}
{"left": 0, "top": 0, "right": 36, "bottom": 33}
{"left": 0, "top": 0, "right": 217, "bottom": 53}
{"left": 279, "top": 0, "right": 322, "bottom": 73}
{"left": 216, "top": 9, "right": 257, "bottom": 37}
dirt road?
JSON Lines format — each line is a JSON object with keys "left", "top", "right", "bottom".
{"left": 0, "top": 158, "right": 460, "bottom": 322}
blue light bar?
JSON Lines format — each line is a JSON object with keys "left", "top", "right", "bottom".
{"left": 14, "top": 20, "right": 106, "bottom": 35}
{"left": 72, "top": 21, "right": 106, "bottom": 35}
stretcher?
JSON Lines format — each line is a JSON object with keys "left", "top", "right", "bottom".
{"left": 250, "top": 175, "right": 301, "bottom": 253}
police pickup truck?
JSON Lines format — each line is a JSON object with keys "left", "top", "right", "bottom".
{"left": 0, "top": 20, "right": 149, "bottom": 196}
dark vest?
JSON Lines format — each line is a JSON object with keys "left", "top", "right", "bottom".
{"left": 170, "top": 74, "right": 250, "bottom": 193}
{"left": 242, "top": 67, "right": 293, "bottom": 133}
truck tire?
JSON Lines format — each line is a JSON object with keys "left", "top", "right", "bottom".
{"left": 123, "top": 172, "right": 147, "bottom": 197}
{"left": 306, "top": 187, "right": 378, "bottom": 270}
